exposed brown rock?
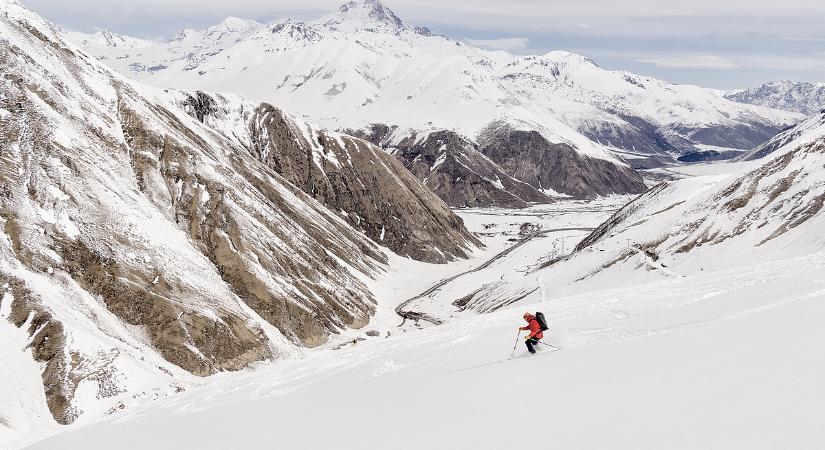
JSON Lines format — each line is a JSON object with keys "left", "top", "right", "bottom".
{"left": 244, "top": 104, "right": 481, "bottom": 262}
{"left": 478, "top": 122, "right": 648, "bottom": 198}
{"left": 390, "top": 129, "right": 552, "bottom": 208}
{"left": 1, "top": 277, "right": 77, "bottom": 424}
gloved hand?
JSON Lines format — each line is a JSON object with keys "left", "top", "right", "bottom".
{"left": 524, "top": 336, "right": 532, "bottom": 341}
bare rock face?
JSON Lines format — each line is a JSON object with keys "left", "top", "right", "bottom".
{"left": 184, "top": 99, "right": 480, "bottom": 263}
{"left": 350, "top": 125, "right": 552, "bottom": 208}
{"left": 0, "top": 278, "right": 76, "bottom": 424}
{"left": 247, "top": 106, "right": 480, "bottom": 262}
{"left": 388, "top": 129, "right": 552, "bottom": 208}
{"left": 353, "top": 122, "right": 646, "bottom": 205}
{"left": 477, "top": 122, "right": 648, "bottom": 198}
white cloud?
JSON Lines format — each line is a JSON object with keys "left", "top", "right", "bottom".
{"left": 635, "top": 54, "right": 738, "bottom": 69}
{"left": 736, "top": 54, "right": 825, "bottom": 72}
{"left": 467, "top": 37, "right": 529, "bottom": 51}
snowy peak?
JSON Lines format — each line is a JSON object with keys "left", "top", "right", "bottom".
{"left": 168, "top": 28, "right": 198, "bottom": 43}
{"left": 322, "top": 0, "right": 405, "bottom": 31}
{"left": 543, "top": 50, "right": 599, "bottom": 68}
{"left": 205, "top": 16, "right": 263, "bottom": 36}
{"left": 64, "top": 0, "right": 801, "bottom": 168}
{"left": 88, "top": 29, "right": 152, "bottom": 48}
{"left": 201, "top": 16, "right": 264, "bottom": 43}
{"left": 726, "top": 80, "right": 825, "bottom": 116}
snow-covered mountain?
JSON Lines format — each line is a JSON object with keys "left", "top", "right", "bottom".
{"left": 726, "top": 80, "right": 825, "bottom": 116}
{"left": 64, "top": 29, "right": 155, "bottom": 49}
{"left": 64, "top": 0, "right": 803, "bottom": 204}
{"left": 0, "top": 0, "right": 478, "bottom": 431}
{"left": 66, "top": 1, "right": 801, "bottom": 160}
{"left": 64, "top": 0, "right": 654, "bottom": 203}
{"left": 736, "top": 111, "right": 825, "bottom": 161}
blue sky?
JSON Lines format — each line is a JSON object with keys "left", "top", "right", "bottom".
{"left": 21, "top": 0, "right": 825, "bottom": 89}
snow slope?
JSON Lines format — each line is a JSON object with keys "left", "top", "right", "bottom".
{"left": 736, "top": 111, "right": 825, "bottom": 161}
{"left": 67, "top": 0, "right": 802, "bottom": 160}
{"left": 26, "top": 249, "right": 825, "bottom": 449}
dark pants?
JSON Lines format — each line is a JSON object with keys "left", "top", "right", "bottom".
{"left": 525, "top": 338, "right": 540, "bottom": 354}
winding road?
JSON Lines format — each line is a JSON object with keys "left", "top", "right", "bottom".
{"left": 396, "top": 227, "right": 595, "bottom": 326}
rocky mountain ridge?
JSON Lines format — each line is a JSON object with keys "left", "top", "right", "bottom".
{"left": 726, "top": 80, "right": 825, "bottom": 116}
{"left": 0, "top": 0, "right": 478, "bottom": 431}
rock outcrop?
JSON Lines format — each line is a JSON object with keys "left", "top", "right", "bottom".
{"left": 351, "top": 125, "right": 552, "bottom": 208}
{"left": 477, "top": 123, "right": 648, "bottom": 198}
{"left": 246, "top": 106, "right": 479, "bottom": 261}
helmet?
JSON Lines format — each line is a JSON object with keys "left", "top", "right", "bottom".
{"left": 523, "top": 312, "right": 531, "bottom": 320}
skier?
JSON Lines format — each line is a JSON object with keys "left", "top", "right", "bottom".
{"left": 519, "top": 312, "right": 544, "bottom": 354}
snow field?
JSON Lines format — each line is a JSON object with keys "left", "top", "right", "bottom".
{"left": 29, "top": 249, "right": 825, "bottom": 449}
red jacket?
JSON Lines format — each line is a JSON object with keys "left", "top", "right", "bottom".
{"left": 520, "top": 314, "right": 543, "bottom": 340}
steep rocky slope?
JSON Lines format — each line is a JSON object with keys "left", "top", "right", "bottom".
{"left": 726, "top": 80, "right": 825, "bottom": 116}
{"left": 177, "top": 93, "right": 479, "bottom": 261}
{"left": 351, "top": 123, "right": 647, "bottom": 205}
{"left": 350, "top": 125, "right": 552, "bottom": 207}
{"left": 0, "top": 0, "right": 477, "bottom": 430}
{"left": 477, "top": 123, "right": 648, "bottom": 198}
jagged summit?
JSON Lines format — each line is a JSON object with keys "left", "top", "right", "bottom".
{"left": 726, "top": 80, "right": 825, "bottom": 115}
{"left": 322, "top": 0, "right": 405, "bottom": 30}
{"left": 168, "top": 28, "right": 197, "bottom": 42}
{"left": 86, "top": 28, "right": 153, "bottom": 48}
{"left": 90, "top": 29, "right": 120, "bottom": 46}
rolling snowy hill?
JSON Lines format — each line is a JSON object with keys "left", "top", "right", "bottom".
{"left": 727, "top": 80, "right": 825, "bottom": 116}
{"left": 0, "top": 0, "right": 478, "bottom": 434}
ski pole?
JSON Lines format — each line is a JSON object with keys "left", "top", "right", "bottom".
{"left": 538, "top": 341, "right": 559, "bottom": 351}
{"left": 511, "top": 330, "right": 521, "bottom": 358}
